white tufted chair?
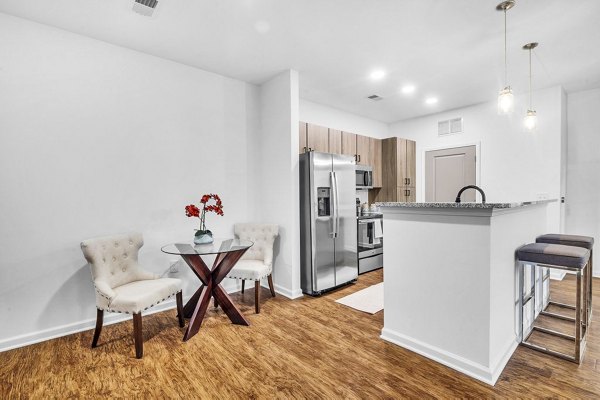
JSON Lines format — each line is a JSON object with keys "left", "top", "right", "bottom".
{"left": 227, "top": 224, "right": 279, "bottom": 313}
{"left": 80, "top": 232, "right": 184, "bottom": 359}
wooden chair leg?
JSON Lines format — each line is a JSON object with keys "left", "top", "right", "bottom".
{"left": 241, "top": 280, "right": 245, "bottom": 294}
{"left": 133, "top": 313, "right": 143, "bottom": 359}
{"left": 176, "top": 291, "right": 185, "bottom": 328}
{"left": 91, "top": 309, "right": 103, "bottom": 348}
{"left": 268, "top": 274, "right": 276, "bottom": 298}
{"left": 255, "top": 280, "right": 260, "bottom": 314}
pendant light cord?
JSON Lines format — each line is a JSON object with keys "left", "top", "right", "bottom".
{"left": 504, "top": 9, "right": 508, "bottom": 87}
{"left": 529, "top": 48, "right": 532, "bottom": 110}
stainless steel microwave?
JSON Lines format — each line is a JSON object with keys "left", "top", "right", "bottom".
{"left": 356, "top": 165, "right": 373, "bottom": 190}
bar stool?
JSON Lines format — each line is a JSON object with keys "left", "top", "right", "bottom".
{"left": 536, "top": 234, "right": 594, "bottom": 325}
{"left": 517, "top": 243, "right": 590, "bottom": 363}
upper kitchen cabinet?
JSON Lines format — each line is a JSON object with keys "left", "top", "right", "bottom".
{"left": 371, "top": 138, "right": 382, "bottom": 188}
{"left": 341, "top": 131, "right": 357, "bottom": 159}
{"left": 356, "top": 135, "right": 371, "bottom": 165}
{"left": 306, "top": 123, "right": 329, "bottom": 153}
{"left": 299, "top": 122, "right": 307, "bottom": 153}
{"left": 329, "top": 129, "right": 342, "bottom": 154}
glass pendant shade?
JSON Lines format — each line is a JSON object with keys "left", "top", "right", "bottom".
{"left": 498, "top": 87, "right": 514, "bottom": 115}
{"left": 524, "top": 109, "right": 537, "bottom": 131}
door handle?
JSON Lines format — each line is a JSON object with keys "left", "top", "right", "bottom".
{"left": 330, "top": 172, "right": 339, "bottom": 238}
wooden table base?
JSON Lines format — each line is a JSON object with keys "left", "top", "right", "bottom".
{"left": 179, "top": 249, "right": 250, "bottom": 341}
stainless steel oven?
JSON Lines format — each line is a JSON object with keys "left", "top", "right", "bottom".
{"left": 357, "top": 213, "right": 383, "bottom": 274}
{"left": 355, "top": 165, "right": 373, "bottom": 190}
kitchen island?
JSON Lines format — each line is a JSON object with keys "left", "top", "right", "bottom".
{"left": 377, "top": 200, "right": 555, "bottom": 385}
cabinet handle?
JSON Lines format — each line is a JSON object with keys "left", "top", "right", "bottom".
{"left": 358, "top": 154, "right": 361, "bottom": 162}
{"left": 303, "top": 147, "right": 307, "bottom": 153}
{"left": 407, "top": 178, "right": 411, "bottom": 185}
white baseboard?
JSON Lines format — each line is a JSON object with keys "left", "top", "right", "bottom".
{"left": 550, "top": 270, "right": 567, "bottom": 280}
{"left": 0, "top": 284, "right": 241, "bottom": 353}
{"left": 0, "top": 299, "right": 178, "bottom": 353}
{"left": 380, "top": 327, "right": 517, "bottom": 386}
{"left": 274, "top": 283, "right": 303, "bottom": 299}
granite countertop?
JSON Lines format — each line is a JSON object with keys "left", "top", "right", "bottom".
{"left": 357, "top": 212, "right": 383, "bottom": 220}
{"left": 375, "top": 199, "right": 557, "bottom": 209}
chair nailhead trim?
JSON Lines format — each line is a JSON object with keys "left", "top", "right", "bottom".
{"left": 99, "top": 290, "right": 181, "bottom": 314}
{"left": 228, "top": 273, "right": 270, "bottom": 280}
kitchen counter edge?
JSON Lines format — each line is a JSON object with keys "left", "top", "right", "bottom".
{"left": 375, "top": 199, "right": 557, "bottom": 209}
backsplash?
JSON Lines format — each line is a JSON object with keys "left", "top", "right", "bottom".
{"left": 356, "top": 190, "right": 369, "bottom": 205}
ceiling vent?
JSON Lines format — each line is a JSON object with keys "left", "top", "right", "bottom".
{"left": 367, "top": 94, "right": 383, "bottom": 101}
{"left": 438, "top": 117, "right": 463, "bottom": 136}
{"left": 133, "top": 0, "right": 158, "bottom": 17}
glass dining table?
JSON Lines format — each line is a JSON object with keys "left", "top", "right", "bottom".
{"left": 161, "top": 238, "right": 253, "bottom": 341}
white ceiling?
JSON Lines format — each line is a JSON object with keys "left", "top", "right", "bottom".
{"left": 1, "top": 0, "right": 600, "bottom": 122}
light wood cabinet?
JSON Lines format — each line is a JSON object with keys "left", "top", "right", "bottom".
{"left": 397, "top": 187, "right": 416, "bottom": 202}
{"left": 299, "top": 122, "right": 387, "bottom": 196}
{"left": 329, "top": 129, "right": 342, "bottom": 154}
{"left": 405, "top": 139, "right": 416, "bottom": 187}
{"left": 356, "top": 135, "right": 371, "bottom": 165}
{"left": 299, "top": 122, "right": 307, "bottom": 153}
{"left": 306, "top": 123, "right": 329, "bottom": 153}
{"left": 341, "top": 131, "right": 357, "bottom": 159}
{"left": 371, "top": 138, "right": 382, "bottom": 188}
{"left": 378, "top": 137, "right": 417, "bottom": 202}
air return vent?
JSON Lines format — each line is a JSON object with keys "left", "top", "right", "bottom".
{"left": 367, "top": 94, "right": 383, "bottom": 101}
{"left": 438, "top": 117, "right": 463, "bottom": 136}
{"left": 133, "top": 0, "right": 158, "bottom": 16}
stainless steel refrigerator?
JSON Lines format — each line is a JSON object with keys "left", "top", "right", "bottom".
{"left": 300, "top": 151, "right": 358, "bottom": 295}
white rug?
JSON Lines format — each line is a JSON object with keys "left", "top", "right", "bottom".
{"left": 335, "top": 282, "right": 384, "bottom": 314}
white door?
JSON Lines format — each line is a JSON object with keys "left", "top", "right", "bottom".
{"left": 425, "top": 146, "right": 477, "bottom": 202}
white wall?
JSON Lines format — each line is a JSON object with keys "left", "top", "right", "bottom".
{"left": 300, "top": 99, "right": 389, "bottom": 139}
{"left": 0, "top": 13, "right": 264, "bottom": 349}
{"left": 257, "top": 70, "right": 302, "bottom": 298}
{"left": 565, "top": 87, "right": 600, "bottom": 275}
{"left": 389, "top": 86, "right": 565, "bottom": 231}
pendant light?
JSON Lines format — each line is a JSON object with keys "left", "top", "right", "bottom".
{"left": 496, "top": 1, "right": 515, "bottom": 115}
{"left": 523, "top": 42, "right": 539, "bottom": 131}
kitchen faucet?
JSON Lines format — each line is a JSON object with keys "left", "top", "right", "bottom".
{"left": 455, "top": 185, "right": 486, "bottom": 204}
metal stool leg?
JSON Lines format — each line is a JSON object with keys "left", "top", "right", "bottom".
{"left": 588, "top": 250, "right": 593, "bottom": 324}
{"left": 575, "top": 269, "right": 583, "bottom": 363}
{"left": 520, "top": 261, "right": 588, "bottom": 364}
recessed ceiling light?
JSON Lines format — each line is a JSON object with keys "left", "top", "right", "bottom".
{"left": 401, "top": 85, "right": 416, "bottom": 94}
{"left": 370, "top": 70, "right": 386, "bottom": 80}
{"left": 254, "top": 20, "right": 271, "bottom": 34}
{"left": 425, "top": 97, "right": 438, "bottom": 105}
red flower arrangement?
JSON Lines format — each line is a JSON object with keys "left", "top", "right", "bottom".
{"left": 185, "top": 193, "right": 224, "bottom": 234}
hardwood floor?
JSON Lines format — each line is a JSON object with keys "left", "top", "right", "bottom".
{"left": 2, "top": 270, "right": 600, "bottom": 398}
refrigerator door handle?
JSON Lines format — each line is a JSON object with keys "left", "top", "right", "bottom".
{"left": 330, "top": 171, "right": 339, "bottom": 238}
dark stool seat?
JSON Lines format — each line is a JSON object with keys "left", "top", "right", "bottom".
{"left": 536, "top": 234, "right": 594, "bottom": 328}
{"left": 517, "top": 243, "right": 590, "bottom": 269}
{"left": 536, "top": 234, "right": 594, "bottom": 249}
